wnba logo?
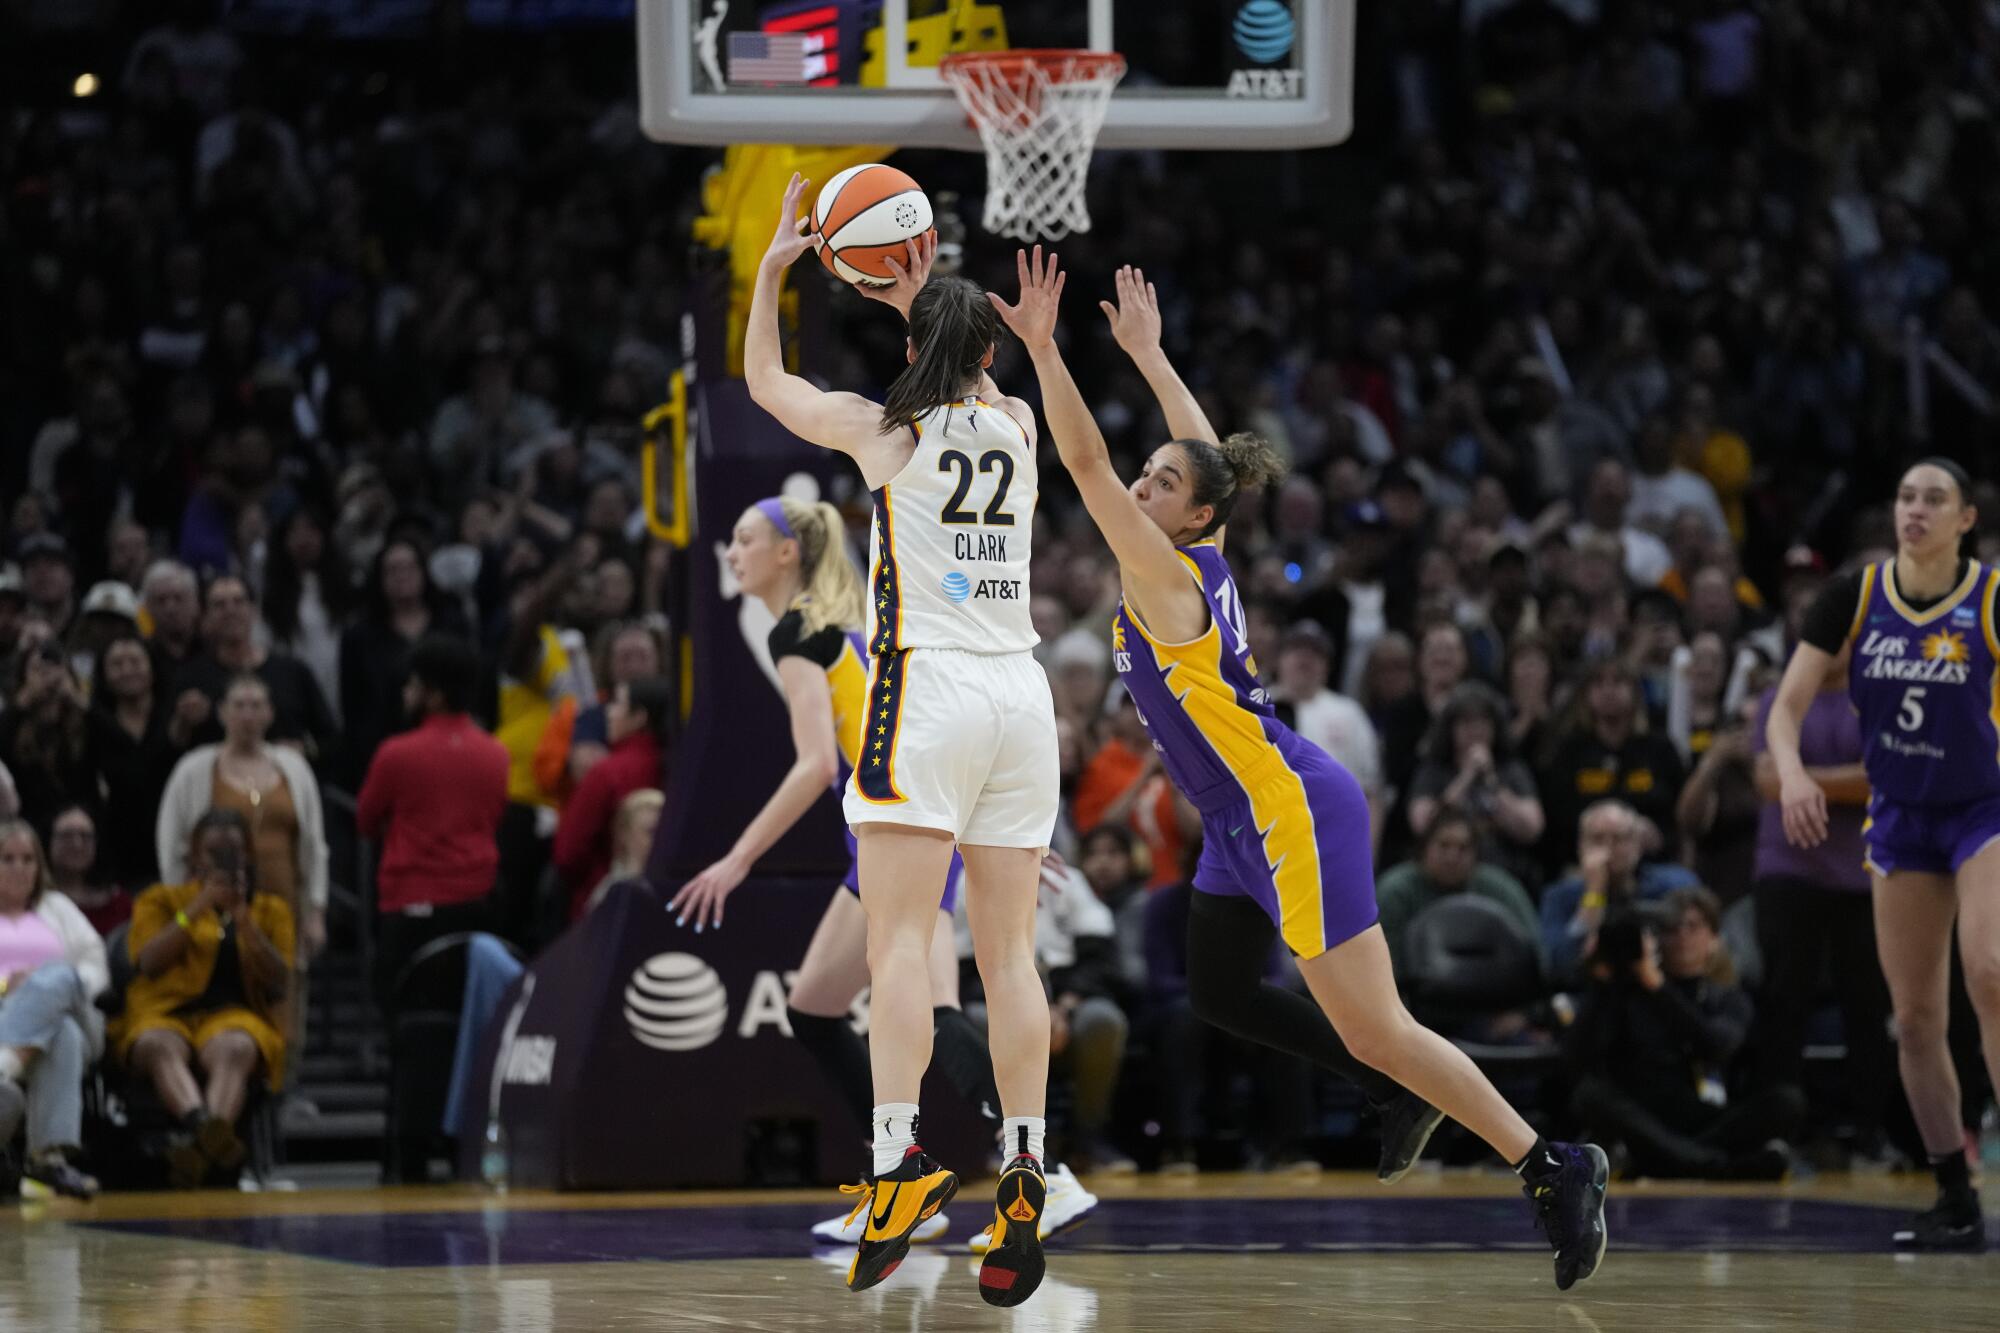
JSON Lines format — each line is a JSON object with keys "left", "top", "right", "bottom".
{"left": 940, "top": 571, "right": 972, "bottom": 603}
{"left": 624, "top": 953, "right": 729, "bottom": 1052}
{"left": 1233, "top": 1, "right": 1295, "bottom": 63}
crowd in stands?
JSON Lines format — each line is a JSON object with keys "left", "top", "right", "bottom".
{"left": 3, "top": 0, "right": 1999, "bottom": 1189}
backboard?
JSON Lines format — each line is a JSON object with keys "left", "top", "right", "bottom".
{"left": 638, "top": 0, "right": 1353, "bottom": 151}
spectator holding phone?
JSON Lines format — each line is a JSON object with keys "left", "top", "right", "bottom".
{"left": 0, "top": 638, "right": 96, "bottom": 836}
{"left": 114, "top": 809, "right": 294, "bottom": 1188}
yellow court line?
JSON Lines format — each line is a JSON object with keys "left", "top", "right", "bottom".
{"left": 57, "top": 1169, "right": 1947, "bottom": 1225}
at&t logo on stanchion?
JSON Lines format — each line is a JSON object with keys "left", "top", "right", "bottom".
{"left": 624, "top": 953, "right": 729, "bottom": 1052}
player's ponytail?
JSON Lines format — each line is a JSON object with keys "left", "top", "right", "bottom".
{"left": 879, "top": 276, "right": 1000, "bottom": 433}
{"left": 1179, "top": 432, "right": 1287, "bottom": 538}
{"left": 786, "top": 498, "right": 868, "bottom": 635}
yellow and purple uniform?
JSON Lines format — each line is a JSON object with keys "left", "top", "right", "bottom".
{"left": 1111, "top": 542, "right": 1376, "bottom": 959}
{"left": 767, "top": 608, "right": 959, "bottom": 906}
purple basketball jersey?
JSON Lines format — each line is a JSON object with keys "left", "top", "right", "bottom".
{"left": 1113, "top": 541, "right": 1378, "bottom": 958}
{"left": 1112, "top": 542, "right": 1296, "bottom": 810}
{"left": 1847, "top": 561, "right": 2000, "bottom": 806}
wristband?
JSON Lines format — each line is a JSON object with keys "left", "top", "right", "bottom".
{"left": 1580, "top": 892, "right": 1607, "bottom": 911}
{"left": 175, "top": 909, "right": 194, "bottom": 931}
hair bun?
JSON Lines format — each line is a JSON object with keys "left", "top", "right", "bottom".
{"left": 1216, "top": 433, "right": 1286, "bottom": 490}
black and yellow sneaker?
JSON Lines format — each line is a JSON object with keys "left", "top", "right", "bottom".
{"left": 846, "top": 1147, "right": 959, "bottom": 1292}
{"left": 978, "top": 1154, "right": 1047, "bottom": 1308}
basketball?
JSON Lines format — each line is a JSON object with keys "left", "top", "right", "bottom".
{"left": 811, "top": 163, "right": 936, "bottom": 288}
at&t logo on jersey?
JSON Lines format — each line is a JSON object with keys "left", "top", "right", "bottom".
{"left": 940, "top": 569, "right": 1022, "bottom": 602}
{"left": 1856, "top": 628, "right": 1970, "bottom": 684}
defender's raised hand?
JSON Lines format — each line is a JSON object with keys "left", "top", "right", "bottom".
{"left": 1099, "top": 264, "right": 1162, "bottom": 355}
{"left": 987, "top": 245, "right": 1065, "bottom": 350}
{"left": 761, "top": 172, "right": 816, "bottom": 271}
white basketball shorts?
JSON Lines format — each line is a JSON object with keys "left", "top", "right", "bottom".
{"left": 843, "top": 646, "right": 1058, "bottom": 848}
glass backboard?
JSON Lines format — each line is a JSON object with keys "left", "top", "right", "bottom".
{"left": 638, "top": 0, "right": 1352, "bottom": 150}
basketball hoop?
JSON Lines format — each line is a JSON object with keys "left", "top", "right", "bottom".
{"left": 939, "top": 50, "right": 1127, "bottom": 243}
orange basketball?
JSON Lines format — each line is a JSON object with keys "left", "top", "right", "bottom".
{"left": 811, "top": 163, "right": 936, "bottom": 288}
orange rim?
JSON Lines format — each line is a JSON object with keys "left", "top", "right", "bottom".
{"left": 939, "top": 49, "right": 1127, "bottom": 88}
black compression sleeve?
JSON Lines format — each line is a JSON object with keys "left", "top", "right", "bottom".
{"left": 787, "top": 1007, "right": 873, "bottom": 1138}
{"left": 1185, "top": 891, "right": 1402, "bottom": 1104}
{"left": 1797, "top": 569, "right": 1867, "bottom": 655}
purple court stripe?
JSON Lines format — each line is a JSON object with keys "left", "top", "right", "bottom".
{"left": 77, "top": 1195, "right": 1963, "bottom": 1269}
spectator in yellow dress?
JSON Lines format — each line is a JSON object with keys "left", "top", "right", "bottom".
{"left": 115, "top": 808, "right": 294, "bottom": 1187}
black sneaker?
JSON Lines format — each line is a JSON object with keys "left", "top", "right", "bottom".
{"left": 1893, "top": 1189, "right": 1985, "bottom": 1251}
{"left": 1375, "top": 1091, "right": 1444, "bottom": 1184}
{"left": 23, "top": 1150, "right": 99, "bottom": 1202}
{"left": 978, "top": 1154, "right": 1047, "bottom": 1308}
{"left": 1524, "top": 1142, "right": 1610, "bottom": 1291}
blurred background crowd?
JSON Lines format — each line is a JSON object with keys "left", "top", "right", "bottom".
{"left": 0, "top": 0, "right": 1996, "bottom": 1190}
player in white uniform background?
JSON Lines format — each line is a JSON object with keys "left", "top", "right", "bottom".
{"left": 744, "top": 174, "right": 1059, "bottom": 1308}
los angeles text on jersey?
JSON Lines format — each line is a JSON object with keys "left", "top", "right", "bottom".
{"left": 1857, "top": 629, "right": 1972, "bottom": 684}
{"left": 954, "top": 532, "right": 1009, "bottom": 561}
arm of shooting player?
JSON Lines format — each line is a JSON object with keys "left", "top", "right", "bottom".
{"left": 743, "top": 173, "right": 900, "bottom": 466}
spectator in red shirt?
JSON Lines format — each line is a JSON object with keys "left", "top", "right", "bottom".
{"left": 357, "top": 634, "right": 509, "bottom": 1001}
{"left": 554, "top": 675, "right": 669, "bottom": 921}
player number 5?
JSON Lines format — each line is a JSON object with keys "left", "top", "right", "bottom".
{"left": 1898, "top": 686, "right": 1926, "bottom": 732}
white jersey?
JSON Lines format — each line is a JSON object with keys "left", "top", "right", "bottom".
{"left": 866, "top": 396, "right": 1037, "bottom": 656}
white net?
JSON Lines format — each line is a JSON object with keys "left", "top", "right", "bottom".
{"left": 940, "top": 52, "right": 1127, "bottom": 243}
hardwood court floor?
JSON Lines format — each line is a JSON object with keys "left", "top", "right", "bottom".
{"left": 3, "top": 1171, "right": 1994, "bottom": 1332}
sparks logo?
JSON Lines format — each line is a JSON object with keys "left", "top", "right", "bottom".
{"left": 1860, "top": 628, "right": 1970, "bottom": 683}
{"left": 1111, "top": 619, "right": 1132, "bottom": 674}
{"left": 1922, "top": 630, "right": 1969, "bottom": 664}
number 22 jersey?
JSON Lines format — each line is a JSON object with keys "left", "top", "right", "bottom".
{"left": 867, "top": 397, "right": 1037, "bottom": 657}
{"left": 1842, "top": 559, "right": 2000, "bottom": 806}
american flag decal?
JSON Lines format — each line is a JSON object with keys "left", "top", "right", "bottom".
{"left": 727, "top": 31, "right": 812, "bottom": 85}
